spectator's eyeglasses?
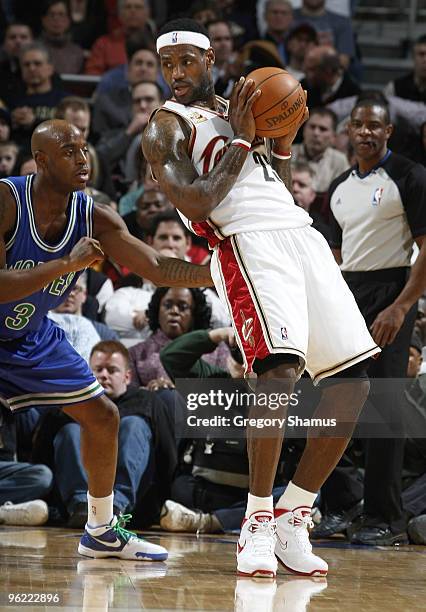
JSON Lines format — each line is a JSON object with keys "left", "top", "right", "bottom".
{"left": 161, "top": 300, "right": 192, "bottom": 313}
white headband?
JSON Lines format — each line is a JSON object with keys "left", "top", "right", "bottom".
{"left": 156, "top": 31, "right": 211, "bottom": 53}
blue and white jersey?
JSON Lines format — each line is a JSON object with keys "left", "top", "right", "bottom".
{"left": 0, "top": 174, "right": 94, "bottom": 340}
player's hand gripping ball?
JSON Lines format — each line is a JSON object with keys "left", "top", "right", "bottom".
{"left": 247, "top": 67, "right": 306, "bottom": 138}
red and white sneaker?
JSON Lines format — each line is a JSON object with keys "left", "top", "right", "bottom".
{"left": 275, "top": 506, "right": 328, "bottom": 576}
{"left": 236, "top": 511, "right": 277, "bottom": 578}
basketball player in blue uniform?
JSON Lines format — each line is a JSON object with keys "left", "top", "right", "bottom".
{"left": 0, "top": 119, "right": 212, "bottom": 561}
{"left": 143, "top": 18, "right": 381, "bottom": 578}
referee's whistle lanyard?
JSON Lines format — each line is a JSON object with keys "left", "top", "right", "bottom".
{"left": 355, "top": 149, "right": 392, "bottom": 179}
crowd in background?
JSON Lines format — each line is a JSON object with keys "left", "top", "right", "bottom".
{"left": 0, "top": 0, "right": 425, "bottom": 547}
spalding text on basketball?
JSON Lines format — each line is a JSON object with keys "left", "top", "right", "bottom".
{"left": 265, "top": 91, "right": 304, "bottom": 128}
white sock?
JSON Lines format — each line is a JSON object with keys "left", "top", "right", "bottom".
{"left": 245, "top": 492, "right": 274, "bottom": 518}
{"left": 276, "top": 481, "right": 317, "bottom": 511}
{"left": 87, "top": 492, "right": 114, "bottom": 528}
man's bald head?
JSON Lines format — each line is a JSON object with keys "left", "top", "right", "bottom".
{"left": 30, "top": 119, "right": 90, "bottom": 192}
{"left": 304, "top": 45, "right": 341, "bottom": 87}
{"left": 31, "top": 119, "right": 81, "bottom": 156}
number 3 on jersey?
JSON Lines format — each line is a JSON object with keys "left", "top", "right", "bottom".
{"left": 5, "top": 303, "right": 36, "bottom": 330}
{"left": 253, "top": 152, "right": 282, "bottom": 183}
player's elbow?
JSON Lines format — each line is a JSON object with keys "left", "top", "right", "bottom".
{"left": 183, "top": 198, "right": 217, "bottom": 223}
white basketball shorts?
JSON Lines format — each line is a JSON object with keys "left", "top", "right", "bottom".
{"left": 210, "top": 225, "right": 380, "bottom": 384}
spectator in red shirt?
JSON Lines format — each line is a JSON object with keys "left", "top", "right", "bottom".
{"left": 85, "top": 0, "right": 154, "bottom": 75}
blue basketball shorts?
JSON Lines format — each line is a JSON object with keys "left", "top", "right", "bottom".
{"left": 0, "top": 317, "right": 104, "bottom": 411}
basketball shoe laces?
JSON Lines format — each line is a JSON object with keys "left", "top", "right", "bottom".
{"left": 248, "top": 518, "right": 277, "bottom": 555}
{"left": 289, "top": 512, "right": 314, "bottom": 554}
{"left": 111, "top": 513, "right": 138, "bottom": 542}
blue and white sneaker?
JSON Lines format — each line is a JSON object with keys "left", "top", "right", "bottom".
{"left": 78, "top": 514, "right": 168, "bottom": 561}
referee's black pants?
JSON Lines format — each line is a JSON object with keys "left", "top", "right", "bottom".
{"left": 344, "top": 268, "right": 417, "bottom": 532}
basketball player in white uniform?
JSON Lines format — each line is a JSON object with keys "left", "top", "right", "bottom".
{"left": 143, "top": 18, "right": 380, "bottom": 578}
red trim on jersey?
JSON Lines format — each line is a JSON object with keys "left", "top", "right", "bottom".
{"left": 191, "top": 220, "right": 221, "bottom": 248}
{"left": 217, "top": 238, "right": 270, "bottom": 372}
{"left": 188, "top": 123, "right": 197, "bottom": 157}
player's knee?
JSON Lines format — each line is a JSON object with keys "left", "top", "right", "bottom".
{"left": 88, "top": 396, "right": 120, "bottom": 432}
{"left": 320, "top": 361, "right": 370, "bottom": 403}
{"left": 99, "top": 398, "right": 120, "bottom": 429}
{"left": 320, "top": 360, "right": 369, "bottom": 387}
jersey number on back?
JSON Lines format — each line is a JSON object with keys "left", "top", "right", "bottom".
{"left": 5, "top": 303, "right": 36, "bottom": 330}
{"left": 253, "top": 152, "right": 282, "bottom": 183}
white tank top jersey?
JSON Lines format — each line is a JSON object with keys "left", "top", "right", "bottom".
{"left": 153, "top": 97, "right": 312, "bottom": 247}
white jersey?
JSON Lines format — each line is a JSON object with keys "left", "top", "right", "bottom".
{"left": 155, "top": 98, "right": 311, "bottom": 247}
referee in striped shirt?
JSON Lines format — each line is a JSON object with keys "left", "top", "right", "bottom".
{"left": 329, "top": 97, "right": 426, "bottom": 545}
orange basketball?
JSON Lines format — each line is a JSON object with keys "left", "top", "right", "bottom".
{"left": 247, "top": 67, "right": 306, "bottom": 138}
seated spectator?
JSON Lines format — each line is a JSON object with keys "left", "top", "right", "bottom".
{"left": 39, "top": 1, "right": 85, "bottom": 74}
{"left": 207, "top": 20, "right": 236, "bottom": 99}
{"left": 96, "top": 33, "right": 163, "bottom": 97}
{"left": 53, "top": 340, "right": 164, "bottom": 527}
{"left": 190, "top": 0, "right": 220, "bottom": 26}
{"left": 69, "top": 0, "right": 108, "bottom": 50}
{"left": 384, "top": 35, "right": 426, "bottom": 104}
{"left": 128, "top": 287, "right": 230, "bottom": 389}
{"left": 123, "top": 187, "right": 171, "bottom": 242}
{"left": 0, "top": 107, "right": 12, "bottom": 143}
{"left": 96, "top": 81, "right": 163, "bottom": 183}
{"left": 85, "top": 0, "right": 154, "bottom": 75}
{"left": 105, "top": 211, "right": 229, "bottom": 340}
{"left": 19, "top": 154, "right": 37, "bottom": 175}
{"left": 55, "top": 96, "right": 115, "bottom": 199}
{"left": 302, "top": 45, "right": 360, "bottom": 107}
{"left": 262, "top": 0, "right": 293, "bottom": 64}
{"left": 237, "top": 39, "right": 285, "bottom": 76}
{"left": 293, "top": 0, "right": 355, "bottom": 69}
{"left": 292, "top": 107, "right": 349, "bottom": 193}
{"left": 161, "top": 326, "right": 242, "bottom": 381}
{"left": 0, "top": 402, "right": 52, "bottom": 526}
{"left": 9, "top": 43, "right": 67, "bottom": 152}
{"left": 0, "top": 141, "right": 19, "bottom": 178}
{"left": 291, "top": 161, "right": 330, "bottom": 241}
{"left": 213, "top": 0, "right": 259, "bottom": 43}
{"left": 0, "top": 22, "right": 33, "bottom": 106}
{"left": 285, "top": 22, "right": 318, "bottom": 82}
{"left": 93, "top": 50, "right": 161, "bottom": 138}
{"left": 117, "top": 157, "right": 159, "bottom": 217}
{"left": 49, "top": 273, "right": 118, "bottom": 362}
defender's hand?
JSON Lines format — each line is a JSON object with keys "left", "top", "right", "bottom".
{"left": 66, "top": 237, "right": 104, "bottom": 272}
{"left": 229, "top": 77, "right": 262, "bottom": 143}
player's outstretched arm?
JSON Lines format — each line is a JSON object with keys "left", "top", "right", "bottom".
{"left": 0, "top": 185, "right": 104, "bottom": 303}
{"left": 93, "top": 203, "right": 213, "bottom": 287}
{"left": 142, "top": 77, "right": 261, "bottom": 222}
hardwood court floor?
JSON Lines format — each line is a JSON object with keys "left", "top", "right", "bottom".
{"left": 0, "top": 526, "right": 424, "bottom": 611}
